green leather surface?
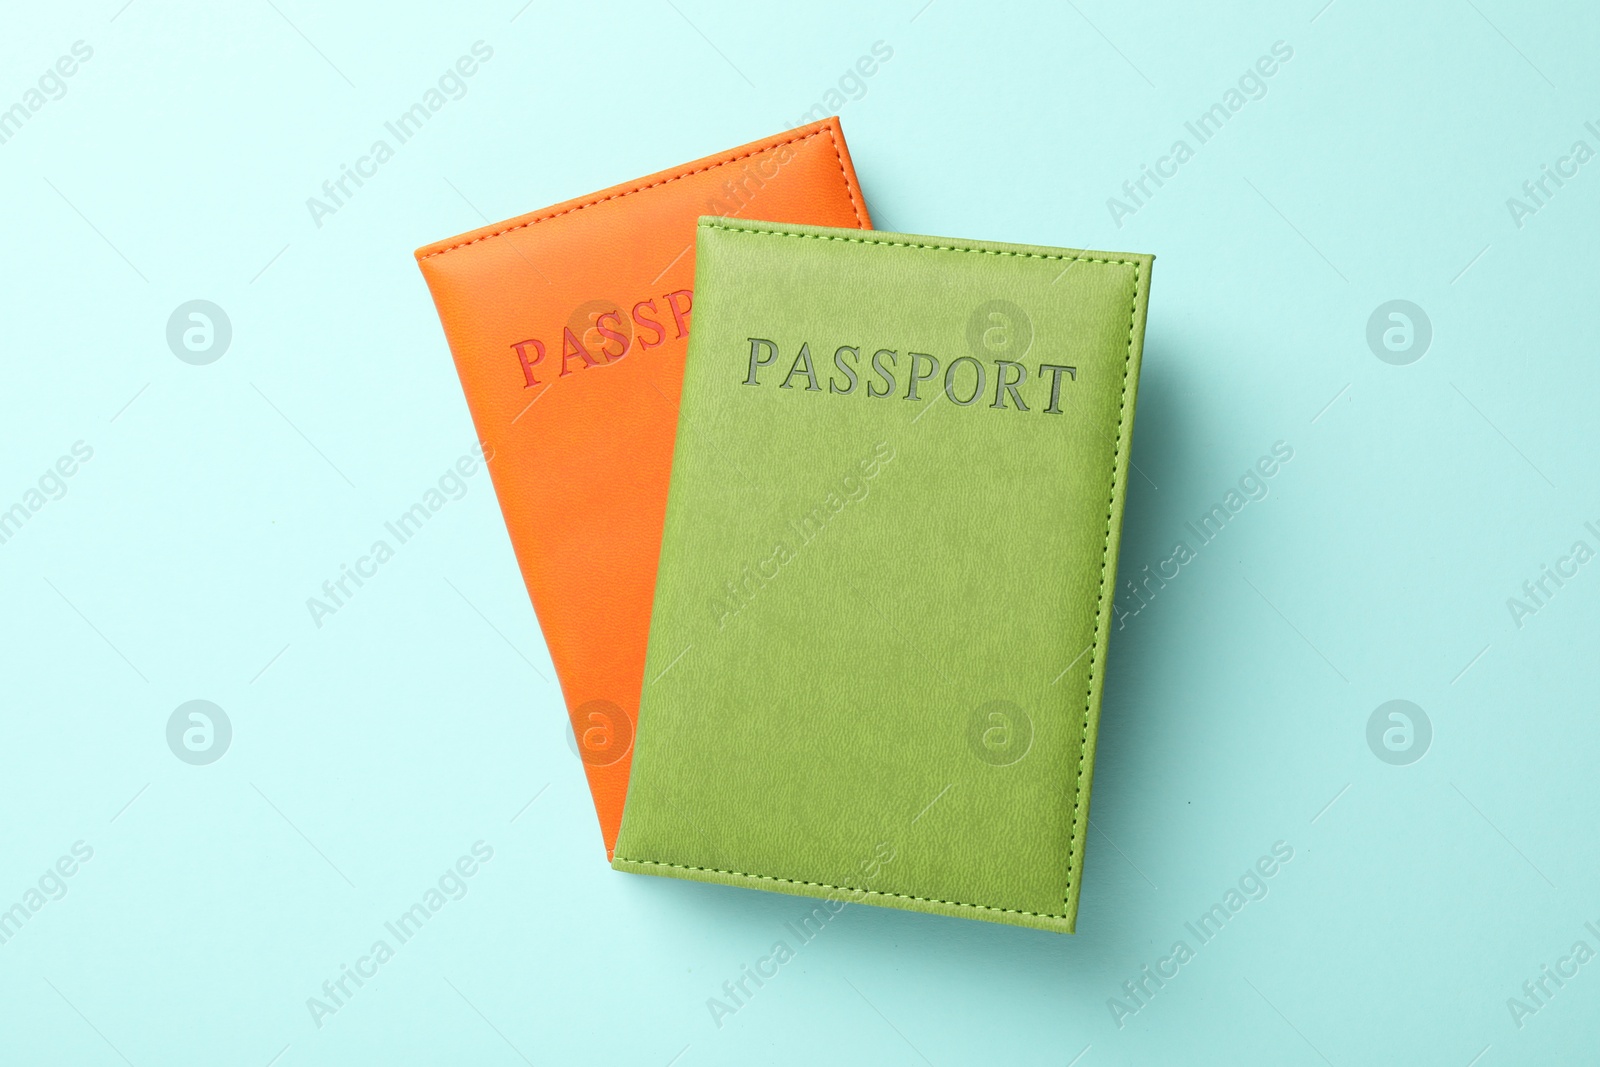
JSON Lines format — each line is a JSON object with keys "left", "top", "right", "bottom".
{"left": 612, "top": 218, "right": 1152, "bottom": 933}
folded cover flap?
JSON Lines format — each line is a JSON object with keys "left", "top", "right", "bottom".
{"left": 415, "top": 122, "right": 871, "bottom": 857}
{"left": 613, "top": 219, "right": 1152, "bottom": 932}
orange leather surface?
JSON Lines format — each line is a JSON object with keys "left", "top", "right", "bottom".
{"left": 414, "top": 119, "right": 871, "bottom": 856}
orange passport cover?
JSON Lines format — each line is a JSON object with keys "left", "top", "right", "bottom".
{"left": 414, "top": 119, "right": 871, "bottom": 856}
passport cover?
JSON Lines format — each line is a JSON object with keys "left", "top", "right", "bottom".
{"left": 612, "top": 219, "right": 1152, "bottom": 932}
{"left": 414, "top": 121, "right": 871, "bottom": 857}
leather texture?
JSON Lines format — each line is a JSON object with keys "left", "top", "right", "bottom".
{"left": 414, "top": 121, "right": 872, "bottom": 857}
{"left": 612, "top": 219, "right": 1153, "bottom": 932}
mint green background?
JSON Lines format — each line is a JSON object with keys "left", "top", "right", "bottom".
{"left": 2, "top": 0, "right": 1597, "bottom": 1063}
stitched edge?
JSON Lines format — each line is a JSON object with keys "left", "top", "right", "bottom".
{"left": 621, "top": 222, "right": 1144, "bottom": 922}
{"left": 417, "top": 125, "right": 864, "bottom": 260}
{"left": 1066, "top": 258, "right": 1141, "bottom": 912}
{"left": 699, "top": 221, "right": 1137, "bottom": 266}
{"left": 614, "top": 857, "right": 1074, "bottom": 921}
{"left": 820, "top": 122, "right": 867, "bottom": 228}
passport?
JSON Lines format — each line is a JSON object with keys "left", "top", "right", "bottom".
{"left": 612, "top": 218, "right": 1153, "bottom": 932}
{"left": 414, "top": 121, "right": 872, "bottom": 857}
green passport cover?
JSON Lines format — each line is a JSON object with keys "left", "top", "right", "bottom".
{"left": 611, "top": 218, "right": 1153, "bottom": 933}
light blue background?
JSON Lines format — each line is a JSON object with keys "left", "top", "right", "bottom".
{"left": 2, "top": 0, "right": 1597, "bottom": 1063}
